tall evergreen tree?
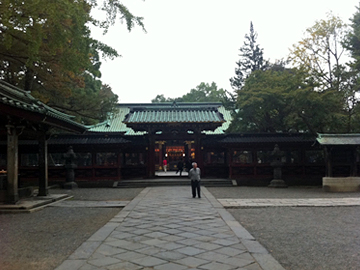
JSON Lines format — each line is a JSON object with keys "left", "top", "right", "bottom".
{"left": 229, "top": 22, "right": 268, "bottom": 92}
{"left": 344, "top": 5, "right": 360, "bottom": 71}
{"left": 228, "top": 22, "right": 269, "bottom": 132}
{"left": 343, "top": 4, "right": 360, "bottom": 132}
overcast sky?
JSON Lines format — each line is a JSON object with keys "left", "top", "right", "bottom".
{"left": 90, "top": 0, "right": 359, "bottom": 103}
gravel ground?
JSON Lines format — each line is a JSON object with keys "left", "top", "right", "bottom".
{"left": 0, "top": 188, "right": 144, "bottom": 270}
{"left": 208, "top": 186, "right": 360, "bottom": 270}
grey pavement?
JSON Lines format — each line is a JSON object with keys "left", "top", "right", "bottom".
{"left": 55, "top": 186, "right": 285, "bottom": 270}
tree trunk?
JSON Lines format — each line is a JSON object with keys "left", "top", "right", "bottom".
{"left": 24, "top": 68, "right": 34, "bottom": 91}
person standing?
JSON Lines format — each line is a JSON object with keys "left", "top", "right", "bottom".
{"left": 176, "top": 159, "right": 184, "bottom": 176}
{"left": 189, "top": 162, "right": 201, "bottom": 198}
{"left": 163, "top": 159, "right": 167, "bottom": 172}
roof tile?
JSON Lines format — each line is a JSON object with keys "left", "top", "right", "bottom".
{"left": 89, "top": 103, "right": 231, "bottom": 135}
{"left": 0, "top": 80, "right": 86, "bottom": 132}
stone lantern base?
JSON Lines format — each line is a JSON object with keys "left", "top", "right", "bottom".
{"left": 63, "top": 181, "right": 78, "bottom": 189}
{"left": 268, "top": 179, "right": 288, "bottom": 188}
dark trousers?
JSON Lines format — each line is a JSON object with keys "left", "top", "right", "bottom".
{"left": 176, "top": 168, "right": 183, "bottom": 176}
{"left": 191, "top": 180, "right": 201, "bottom": 198}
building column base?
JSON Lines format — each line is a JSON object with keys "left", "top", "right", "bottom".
{"left": 268, "top": 179, "right": 288, "bottom": 188}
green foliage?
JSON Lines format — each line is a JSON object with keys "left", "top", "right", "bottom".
{"left": 45, "top": 50, "right": 119, "bottom": 124}
{"left": 181, "top": 82, "right": 227, "bottom": 102}
{"left": 90, "top": 0, "right": 146, "bottom": 34}
{"left": 342, "top": 4, "right": 360, "bottom": 132}
{"left": 288, "top": 11, "right": 360, "bottom": 133}
{"left": 227, "top": 11, "right": 360, "bottom": 134}
{"left": 151, "top": 82, "right": 228, "bottom": 103}
{"left": 344, "top": 5, "right": 360, "bottom": 70}
{"left": 151, "top": 94, "right": 178, "bottom": 103}
{"left": 229, "top": 65, "right": 299, "bottom": 133}
{"left": 228, "top": 63, "right": 347, "bottom": 134}
{"left": 0, "top": 0, "right": 142, "bottom": 124}
{"left": 288, "top": 12, "right": 348, "bottom": 92}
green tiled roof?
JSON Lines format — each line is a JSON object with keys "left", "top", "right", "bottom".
{"left": 0, "top": 80, "right": 87, "bottom": 132}
{"left": 89, "top": 106, "right": 146, "bottom": 135}
{"left": 203, "top": 106, "right": 232, "bottom": 135}
{"left": 88, "top": 102, "right": 232, "bottom": 135}
{"left": 124, "top": 102, "right": 226, "bottom": 129}
{"left": 124, "top": 108, "right": 224, "bottom": 124}
{"left": 222, "top": 133, "right": 315, "bottom": 144}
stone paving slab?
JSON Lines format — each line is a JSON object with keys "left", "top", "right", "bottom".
{"left": 218, "top": 198, "right": 360, "bottom": 208}
{"left": 55, "top": 187, "right": 285, "bottom": 270}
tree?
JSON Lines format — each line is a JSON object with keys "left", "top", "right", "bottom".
{"left": 228, "top": 22, "right": 269, "bottom": 132}
{"left": 229, "top": 22, "right": 268, "bottom": 92}
{"left": 151, "top": 82, "right": 228, "bottom": 103}
{"left": 45, "top": 50, "right": 118, "bottom": 124}
{"left": 227, "top": 63, "right": 346, "bottom": 134}
{"left": 289, "top": 12, "right": 360, "bottom": 133}
{"left": 289, "top": 13, "right": 348, "bottom": 92}
{"left": 0, "top": 0, "right": 144, "bottom": 124}
{"left": 91, "top": 0, "right": 145, "bottom": 34}
{"left": 181, "top": 82, "right": 227, "bottom": 102}
{"left": 151, "top": 94, "right": 180, "bottom": 103}
{"left": 343, "top": 4, "right": 360, "bottom": 132}
{"left": 228, "top": 64, "right": 299, "bottom": 133}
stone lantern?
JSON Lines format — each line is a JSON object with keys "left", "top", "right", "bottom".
{"left": 268, "top": 144, "right": 288, "bottom": 188}
{"left": 63, "top": 146, "right": 78, "bottom": 189}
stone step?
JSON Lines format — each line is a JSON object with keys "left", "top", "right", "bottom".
{"left": 115, "top": 178, "right": 233, "bottom": 188}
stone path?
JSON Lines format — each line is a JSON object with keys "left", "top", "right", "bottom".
{"left": 218, "top": 198, "right": 360, "bottom": 208}
{"left": 55, "top": 186, "right": 284, "bottom": 270}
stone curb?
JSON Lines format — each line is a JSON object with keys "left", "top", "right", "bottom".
{"left": 218, "top": 198, "right": 360, "bottom": 208}
{"left": 0, "top": 194, "right": 72, "bottom": 214}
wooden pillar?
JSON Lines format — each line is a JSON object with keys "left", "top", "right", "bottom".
{"left": 194, "top": 129, "right": 203, "bottom": 169}
{"left": 6, "top": 125, "right": 21, "bottom": 203}
{"left": 184, "top": 141, "right": 192, "bottom": 160}
{"left": 147, "top": 131, "right": 156, "bottom": 178}
{"left": 157, "top": 141, "right": 165, "bottom": 170}
{"left": 158, "top": 143, "right": 162, "bottom": 170}
{"left": 350, "top": 147, "right": 358, "bottom": 177}
{"left": 118, "top": 150, "right": 122, "bottom": 180}
{"left": 228, "top": 148, "right": 232, "bottom": 179}
{"left": 38, "top": 133, "right": 48, "bottom": 196}
{"left": 324, "top": 146, "right": 332, "bottom": 177}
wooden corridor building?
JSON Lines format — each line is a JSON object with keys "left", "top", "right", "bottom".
{"left": 1, "top": 100, "right": 335, "bottom": 188}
